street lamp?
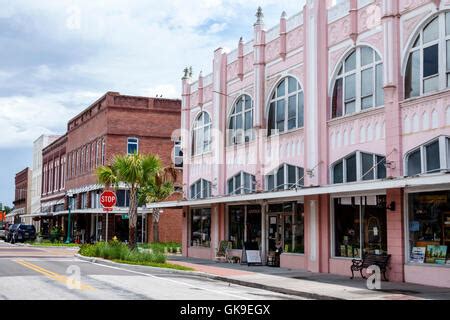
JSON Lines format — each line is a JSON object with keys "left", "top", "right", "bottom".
{"left": 65, "top": 191, "right": 74, "bottom": 244}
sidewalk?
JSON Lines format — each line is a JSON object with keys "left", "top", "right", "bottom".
{"left": 168, "top": 256, "right": 450, "bottom": 300}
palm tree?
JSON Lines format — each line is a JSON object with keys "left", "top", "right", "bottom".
{"left": 96, "top": 153, "right": 162, "bottom": 248}
{"left": 139, "top": 166, "right": 178, "bottom": 243}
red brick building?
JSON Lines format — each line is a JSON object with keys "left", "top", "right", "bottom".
{"left": 39, "top": 134, "right": 67, "bottom": 236}
{"left": 10, "top": 168, "right": 32, "bottom": 224}
{"left": 38, "top": 92, "right": 182, "bottom": 243}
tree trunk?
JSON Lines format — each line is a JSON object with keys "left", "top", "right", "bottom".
{"left": 153, "top": 220, "right": 159, "bottom": 243}
{"left": 128, "top": 188, "right": 138, "bottom": 249}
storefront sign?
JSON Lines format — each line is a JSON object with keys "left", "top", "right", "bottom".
{"left": 410, "top": 247, "right": 426, "bottom": 263}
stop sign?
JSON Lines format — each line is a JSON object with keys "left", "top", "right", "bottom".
{"left": 100, "top": 190, "right": 117, "bottom": 209}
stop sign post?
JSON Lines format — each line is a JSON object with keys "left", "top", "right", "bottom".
{"left": 100, "top": 190, "right": 117, "bottom": 242}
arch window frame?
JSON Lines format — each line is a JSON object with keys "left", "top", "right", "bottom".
{"left": 405, "top": 12, "right": 450, "bottom": 99}
{"left": 192, "top": 111, "right": 212, "bottom": 156}
{"left": 265, "top": 164, "right": 305, "bottom": 192}
{"left": 331, "top": 46, "right": 384, "bottom": 119}
{"left": 190, "top": 179, "right": 212, "bottom": 200}
{"left": 331, "top": 151, "right": 387, "bottom": 184}
{"left": 267, "top": 76, "right": 304, "bottom": 137}
{"left": 227, "top": 171, "right": 256, "bottom": 195}
{"left": 228, "top": 95, "right": 254, "bottom": 145}
{"left": 405, "top": 136, "right": 450, "bottom": 176}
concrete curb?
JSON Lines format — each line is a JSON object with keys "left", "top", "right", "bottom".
{"left": 14, "top": 243, "right": 80, "bottom": 250}
{"left": 75, "top": 254, "right": 341, "bottom": 300}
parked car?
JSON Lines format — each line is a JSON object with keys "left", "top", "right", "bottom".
{"left": 0, "top": 225, "right": 6, "bottom": 240}
{"left": 5, "top": 224, "right": 18, "bottom": 242}
{"left": 10, "top": 224, "right": 36, "bottom": 243}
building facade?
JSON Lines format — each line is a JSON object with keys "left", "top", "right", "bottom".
{"left": 37, "top": 92, "right": 183, "bottom": 243}
{"left": 153, "top": 0, "right": 450, "bottom": 288}
{"left": 29, "top": 135, "right": 61, "bottom": 230}
{"left": 10, "top": 168, "right": 32, "bottom": 224}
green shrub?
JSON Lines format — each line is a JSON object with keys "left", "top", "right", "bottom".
{"left": 79, "top": 241, "right": 166, "bottom": 264}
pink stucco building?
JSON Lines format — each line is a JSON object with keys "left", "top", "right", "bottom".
{"left": 152, "top": 0, "right": 450, "bottom": 288}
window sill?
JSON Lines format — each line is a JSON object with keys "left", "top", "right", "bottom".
{"left": 226, "top": 140, "right": 256, "bottom": 149}
{"left": 330, "top": 256, "right": 360, "bottom": 261}
{"left": 189, "top": 246, "right": 211, "bottom": 249}
{"left": 327, "top": 106, "right": 385, "bottom": 125}
{"left": 266, "top": 127, "right": 305, "bottom": 139}
{"left": 402, "top": 87, "right": 450, "bottom": 106}
{"left": 191, "top": 151, "right": 213, "bottom": 160}
{"left": 406, "top": 262, "right": 450, "bottom": 269}
{"left": 281, "top": 252, "right": 305, "bottom": 256}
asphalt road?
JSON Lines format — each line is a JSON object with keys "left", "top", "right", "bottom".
{"left": 0, "top": 241, "right": 304, "bottom": 300}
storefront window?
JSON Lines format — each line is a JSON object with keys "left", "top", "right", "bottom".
{"left": 283, "top": 203, "right": 305, "bottom": 254}
{"left": 228, "top": 205, "right": 261, "bottom": 249}
{"left": 229, "top": 206, "right": 245, "bottom": 249}
{"left": 191, "top": 208, "right": 211, "bottom": 247}
{"left": 334, "top": 196, "right": 387, "bottom": 258}
{"left": 268, "top": 202, "right": 304, "bottom": 254}
{"left": 408, "top": 191, "right": 450, "bottom": 265}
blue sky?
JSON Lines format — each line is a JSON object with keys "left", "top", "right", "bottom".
{"left": 0, "top": 0, "right": 305, "bottom": 207}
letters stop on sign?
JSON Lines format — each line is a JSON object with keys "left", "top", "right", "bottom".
{"left": 100, "top": 190, "right": 117, "bottom": 210}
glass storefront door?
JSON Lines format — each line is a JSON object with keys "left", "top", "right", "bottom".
{"left": 267, "top": 202, "right": 305, "bottom": 254}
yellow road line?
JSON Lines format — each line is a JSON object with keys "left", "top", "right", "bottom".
{"left": 14, "top": 259, "right": 95, "bottom": 291}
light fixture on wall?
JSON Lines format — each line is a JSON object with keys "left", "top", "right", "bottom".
{"left": 387, "top": 201, "right": 396, "bottom": 212}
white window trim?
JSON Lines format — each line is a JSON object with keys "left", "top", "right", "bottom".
{"left": 268, "top": 77, "right": 304, "bottom": 137}
{"left": 192, "top": 112, "right": 212, "bottom": 156}
{"left": 174, "top": 138, "right": 183, "bottom": 168}
{"left": 332, "top": 47, "right": 384, "bottom": 119}
{"left": 227, "top": 172, "right": 256, "bottom": 195}
{"left": 228, "top": 95, "right": 255, "bottom": 145}
{"left": 331, "top": 151, "right": 386, "bottom": 184}
{"left": 190, "top": 179, "right": 212, "bottom": 200}
{"left": 405, "top": 13, "right": 450, "bottom": 99}
{"left": 127, "top": 137, "right": 139, "bottom": 155}
{"left": 404, "top": 136, "right": 450, "bottom": 176}
{"left": 265, "top": 164, "right": 305, "bottom": 192}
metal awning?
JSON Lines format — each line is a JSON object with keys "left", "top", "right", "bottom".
{"left": 19, "top": 213, "right": 53, "bottom": 218}
{"left": 53, "top": 207, "right": 152, "bottom": 216}
{"left": 6, "top": 208, "right": 25, "bottom": 217}
{"left": 147, "top": 173, "right": 450, "bottom": 209}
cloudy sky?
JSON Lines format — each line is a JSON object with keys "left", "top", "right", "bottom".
{"left": 0, "top": 0, "right": 306, "bottom": 207}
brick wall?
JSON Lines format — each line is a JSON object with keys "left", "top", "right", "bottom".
{"left": 147, "top": 192, "right": 183, "bottom": 244}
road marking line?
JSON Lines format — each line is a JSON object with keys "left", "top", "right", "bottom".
{"left": 84, "top": 260, "right": 251, "bottom": 300}
{"left": 14, "top": 259, "right": 95, "bottom": 291}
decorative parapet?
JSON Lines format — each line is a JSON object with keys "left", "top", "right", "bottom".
{"left": 287, "top": 12, "right": 304, "bottom": 32}
{"left": 203, "top": 73, "right": 213, "bottom": 87}
{"left": 358, "top": 0, "right": 374, "bottom": 9}
{"left": 328, "top": 0, "right": 350, "bottom": 23}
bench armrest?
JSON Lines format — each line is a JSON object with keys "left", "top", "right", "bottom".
{"left": 351, "top": 259, "right": 363, "bottom": 266}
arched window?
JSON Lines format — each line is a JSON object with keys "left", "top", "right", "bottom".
{"left": 190, "top": 179, "right": 212, "bottom": 200}
{"left": 228, "top": 95, "right": 254, "bottom": 145}
{"left": 227, "top": 172, "right": 256, "bottom": 195}
{"left": 265, "top": 164, "right": 304, "bottom": 191}
{"left": 332, "top": 151, "right": 386, "bottom": 184}
{"left": 405, "top": 136, "right": 450, "bottom": 176}
{"left": 405, "top": 12, "right": 450, "bottom": 98}
{"left": 268, "top": 76, "right": 304, "bottom": 136}
{"left": 192, "top": 111, "right": 212, "bottom": 156}
{"left": 331, "top": 47, "right": 384, "bottom": 118}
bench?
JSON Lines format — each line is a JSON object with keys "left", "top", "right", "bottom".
{"left": 350, "top": 254, "right": 391, "bottom": 281}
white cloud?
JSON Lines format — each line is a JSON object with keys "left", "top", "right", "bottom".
{"left": 0, "top": 0, "right": 305, "bottom": 149}
{"left": 0, "top": 92, "right": 100, "bottom": 148}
